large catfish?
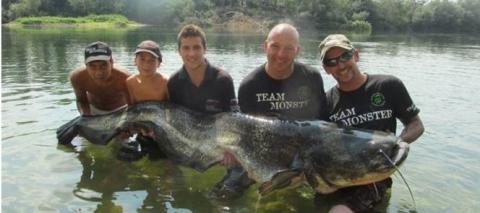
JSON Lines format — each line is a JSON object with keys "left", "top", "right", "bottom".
{"left": 57, "top": 101, "right": 409, "bottom": 195}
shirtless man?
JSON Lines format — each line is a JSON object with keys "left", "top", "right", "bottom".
{"left": 126, "top": 40, "right": 168, "bottom": 103}
{"left": 70, "top": 41, "right": 130, "bottom": 115}
{"left": 120, "top": 40, "right": 169, "bottom": 161}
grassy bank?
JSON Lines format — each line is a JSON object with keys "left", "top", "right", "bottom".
{"left": 5, "top": 14, "right": 142, "bottom": 28}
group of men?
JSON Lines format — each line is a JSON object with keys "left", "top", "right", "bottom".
{"left": 70, "top": 23, "right": 424, "bottom": 212}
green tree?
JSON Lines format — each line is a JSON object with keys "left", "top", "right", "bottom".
{"left": 304, "top": 0, "right": 351, "bottom": 29}
{"left": 370, "top": 0, "right": 417, "bottom": 31}
{"left": 412, "top": 0, "right": 465, "bottom": 32}
{"left": 2, "top": 0, "right": 19, "bottom": 22}
{"left": 9, "top": 0, "right": 41, "bottom": 18}
{"left": 459, "top": 0, "right": 480, "bottom": 32}
{"left": 2, "top": 0, "right": 478, "bottom": 33}
{"left": 68, "top": 0, "right": 125, "bottom": 16}
{"left": 168, "top": 0, "right": 195, "bottom": 24}
{"left": 38, "top": 0, "right": 73, "bottom": 16}
{"left": 124, "top": 0, "right": 183, "bottom": 26}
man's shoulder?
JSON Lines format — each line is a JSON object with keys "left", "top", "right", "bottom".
{"left": 240, "top": 65, "right": 265, "bottom": 85}
{"left": 369, "top": 74, "right": 400, "bottom": 81}
{"left": 155, "top": 72, "right": 169, "bottom": 81}
{"left": 367, "top": 74, "right": 402, "bottom": 86}
{"left": 203, "top": 62, "right": 232, "bottom": 83}
{"left": 167, "top": 68, "right": 187, "bottom": 90}
{"left": 210, "top": 65, "right": 232, "bottom": 78}
{"left": 70, "top": 65, "right": 86, "bottom": 74}
{"left": 126, "top": 74, "right": 139, "bottom": 83}
{"left": 151, "top": 73, "right": 169, "bottom": 85}
{"left": 70, "top": 65, "right": 88, "bottom": 82}
{"left": 325, "top": 86, "right": 338, "bottom": 97}
{"left": 112, "top": 65, "right": 131, "bottom": 78}
{"left": 168, "top": 69, "right": 183, "bottom": 83}
{"left": 294, "top": 62, "right": 320, "bottom": 76}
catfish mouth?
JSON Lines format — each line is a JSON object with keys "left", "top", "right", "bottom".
{"left": 315, "top": 141, "right": 410, "bottom": 190}
{"left": 120, "top": 121, "right": 156, "bottom": 138}
{"left": 390, "top": 140, "right": 410, "bottom": 166}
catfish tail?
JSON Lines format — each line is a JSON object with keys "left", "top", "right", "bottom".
{"left": 56, "top": 116, "right": 81, "bottom": 145}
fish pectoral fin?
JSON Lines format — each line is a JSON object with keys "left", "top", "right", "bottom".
{"left": 180, "top": 151, "right": 221, "bottom": 172}
{"left": 258, "top": 169, "right": 304, "bottom": 196}
{"left": 312, "top": 175, "right": 339, "bottom": 194}
{"left": 79, "top": 128, "right": 118, "bottom": 145}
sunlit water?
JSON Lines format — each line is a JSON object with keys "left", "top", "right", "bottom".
{"left": 2, "top": 26, "right": 480, "bottom": 212}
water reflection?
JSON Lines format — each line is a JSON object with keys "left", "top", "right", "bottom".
{"left": 64, "top": 139, "right": 196, "bottom": 212}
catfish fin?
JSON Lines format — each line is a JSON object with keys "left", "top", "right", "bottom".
{"left": 258, "top": 169, "right": 304, "bottom": 196}
{"left": 186, "top": 151, "right": 221, "bottom": 172}
{"left": 78, "top": 127, "right": 118, "bottom": 145}
{"left": 56, "top": 117, "right": 81, "bottom": 145}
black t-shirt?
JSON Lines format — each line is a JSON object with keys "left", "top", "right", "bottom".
{"left": 325, "top": 74, "right": 420, "bottom": 133}
{"left": 167, "top": 60, "right": 237, "bottom": 114}
{"left": 238, "top": 62, "right": 327, "bottom": 120}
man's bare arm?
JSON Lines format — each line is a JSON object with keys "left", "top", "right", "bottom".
{"left": 399, "top": 115, "right": 424, "bottom": 143}
{"left": 70, "top": 68, "right": 91, "bottom": 115}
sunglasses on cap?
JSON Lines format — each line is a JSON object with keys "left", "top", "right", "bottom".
{"left": 323, "top": 50, "right": 354, "bottom": 67}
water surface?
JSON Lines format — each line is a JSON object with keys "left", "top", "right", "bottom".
{"left": 2, "top": 26, "right": 480, "bottom": 212}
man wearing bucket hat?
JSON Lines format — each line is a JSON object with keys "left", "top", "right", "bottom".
{"left": 317, "top": 34, "right": 424, "bottom": 213}
{"left": 70, "top": 41, "right": 131, "bottom": 115}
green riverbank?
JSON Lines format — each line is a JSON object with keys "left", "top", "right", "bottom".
{"left": 4, "top": 14, "right": 143, "bottom": 29}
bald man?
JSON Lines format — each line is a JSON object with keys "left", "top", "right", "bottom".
{"left": 209, "top": 23, "right": 328, "bottom": 201}
{"left": 238, "top": 23, "right": 327, "bottom": 119}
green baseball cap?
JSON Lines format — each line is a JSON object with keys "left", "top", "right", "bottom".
{"left": 318, "top": 34, "right": 355, "bottom": 62}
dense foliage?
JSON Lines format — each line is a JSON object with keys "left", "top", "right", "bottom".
{"left": 9, "top": 14, "right": 137, "bottom": 27}
{"left": 2, "top": 0, "right": 479, "bottom": 33}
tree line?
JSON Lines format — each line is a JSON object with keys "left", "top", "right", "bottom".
{"left": 2, "top": 0, "right": 479, "bottom": 33}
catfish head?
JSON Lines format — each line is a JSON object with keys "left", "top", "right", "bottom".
{"left": 302, "top": 127, "right": 409, "bottom": 193}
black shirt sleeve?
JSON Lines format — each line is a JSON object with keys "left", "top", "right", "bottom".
{"left": 387, "top": 76, "right": 420, "bottom": 121}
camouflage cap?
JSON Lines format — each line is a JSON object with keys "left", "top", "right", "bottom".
{"left": 318, "top": 34, "right": 355, "bottom": 62}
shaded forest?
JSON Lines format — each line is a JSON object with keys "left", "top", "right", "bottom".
{"left": 2, "top": 0, "right": 479, "bottom": 33}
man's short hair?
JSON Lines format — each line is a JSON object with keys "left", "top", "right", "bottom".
{"left": 177, "top": 24, "right": 207, "bottom": 49}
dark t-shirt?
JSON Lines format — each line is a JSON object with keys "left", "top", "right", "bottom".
{"left": 325, "top": 74, "right": 420, "bottom": 133}
{"left": 167, "top": 60, "right": 237, "bottom": 114}
{"left": 238, "top": 62, "right": 327, "bottom": 120}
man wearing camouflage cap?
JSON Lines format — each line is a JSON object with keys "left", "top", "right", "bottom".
{"left": 316, "top": 34, "right": 424, "bottom": 213}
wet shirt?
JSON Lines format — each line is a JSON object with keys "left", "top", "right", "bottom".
{"left": 167, "top": 60, "right": 237, "bottom": 114}
{"left": 325, "top": 74, "right": 420, "bottom": 133}
{"left": 238, "top": 62, "right": 327, "bottom": 120}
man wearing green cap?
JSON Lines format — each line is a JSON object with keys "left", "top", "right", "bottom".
{"left": 317, "top": 34, "right": 424, "bottom": 212}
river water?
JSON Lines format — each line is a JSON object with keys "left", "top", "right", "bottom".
{"left": 2, "top": 26, "right": 480, "bottom": 212}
